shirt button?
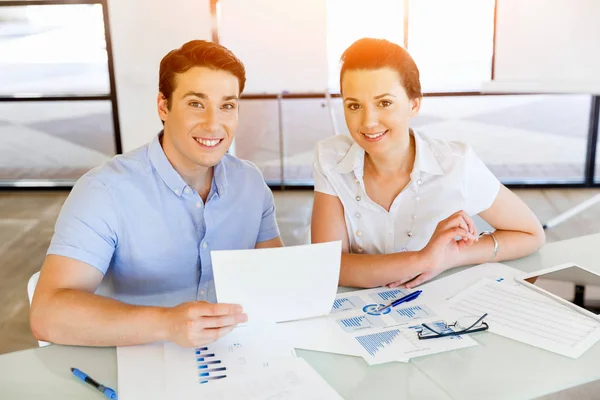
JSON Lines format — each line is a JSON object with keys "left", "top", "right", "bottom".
{"left": 175, "top": 189, "right": 181, "bottom": 195}
{"left": 356, "top": 230, "right": 362, "bottom": 237}
{"left": 412, "top": 215, "right": 417, "bottom": 219}
{"left": 355, "top": 212, "right": 361, "bottom": 218}
{"left": 196, "top": 202, "right": 202, "bottom": 208}
{"left": 357, "top": 247, "right": 363, "bottom": 253}
{"left": 200, "top": 289, "right": 205, "bottom": 295}
{"left": 415, "top": 197, "right": 420, "bottom": 202}
{"left": 184, "top": 187, "right": 191, "bottom": 194}
{"left": 401, "top": 248, "right": 408, "bottom": 252}
{"left": 354, "top": 178, "right": 360, "bottom": 184}
{"left": 407, "top": 231, "right": 413, "bottom": 237}
{"left": 356, "top": 196, "right": 361, "bottom": 201}
{"left": 202, "top": 242, "right": 208, "bottom": 249}
{"left": 417, "top": 179, "right": 423, "bottom": 185}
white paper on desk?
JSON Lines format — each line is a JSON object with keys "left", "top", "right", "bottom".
{"left": 445, "top": 277, "right": 600, "bottom": 358}
{"left": 164, "top": 324, "right": 297, "bottom": 398}
{"left": 117, "top": 342, "right": 165, "bottom": 400}
{"left": 212, "top": 241, "right": 341, "bottom": 323}
{"left": 174, "top": 357, "right": 343, "bottom": 400}
{"left": 349, "top": 324, "right": 477, "bottom": 365}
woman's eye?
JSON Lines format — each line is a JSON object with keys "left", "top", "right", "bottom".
{"left": 347, "top": 103, "right": 360, "bottom": 111}
{"left": 379, "top": 100, "right": 392, "bottom": 107}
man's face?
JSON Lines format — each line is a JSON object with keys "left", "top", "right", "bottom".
{"left": 158, "top": 66, "right": 239, "bottom": 169}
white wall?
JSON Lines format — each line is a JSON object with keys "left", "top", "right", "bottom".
{"left": 106, "top": 0, "right": 212, "bottom": 152}
{"left": 484, "top": 0, "right": 600, "bottom": 94}
{"left": 218, "top": 0, "right": 328, "bottom": 94}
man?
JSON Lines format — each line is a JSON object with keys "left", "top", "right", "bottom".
{"left": 30, "top": 40, "right": 283, "bottom": 348}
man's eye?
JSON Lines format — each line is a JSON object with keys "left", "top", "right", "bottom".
{"left": 190, "top": 102, "right": 204, "bottom": 108}
{"left": 222, "top": 103, "right": 236, "bottom": 110}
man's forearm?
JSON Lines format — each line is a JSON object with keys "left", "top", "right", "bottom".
{"left": 31, "top": 289, "right": 170, "bottom": 346}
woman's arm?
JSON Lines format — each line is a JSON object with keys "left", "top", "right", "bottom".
{"left": 400, "top": 185, "right": 545, "bottom": 289}
{"left": 455, "top": 185, "right": 545, "bottom": 266}
{"left": 311, "top": 192, "right": 474, "bottom": 288}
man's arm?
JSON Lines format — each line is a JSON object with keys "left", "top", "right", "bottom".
{"left": 255, "top": 236, "right": 284, "bottom": 248}
{"left": 30, "top": 255, "right": 247, "bottom": 347}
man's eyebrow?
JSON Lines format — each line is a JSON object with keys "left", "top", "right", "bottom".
{"left": 182, "top": 92, "right": 238, "bottom": 101}
{"left": 374, "top": 93, "right": 395, "bottom": 99}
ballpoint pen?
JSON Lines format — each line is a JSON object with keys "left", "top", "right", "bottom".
{"left": 71, "top": 367, "right": 118, "bottom": 399}
{"left": 375, "top": 290, "right": 422, "bottom": 312}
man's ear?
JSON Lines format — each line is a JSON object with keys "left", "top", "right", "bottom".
{"left": 409, "top": 97, "right": 421, "bottom": 117}
{"left": 157, "top": 92, "right": 169, "bottom": 122}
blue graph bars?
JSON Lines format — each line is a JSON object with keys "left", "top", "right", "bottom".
{"left": 369, "top": 289, "right": 407, "bottom": 303}
{"left": 195, "top": 346, "right": 227, "bottom": 383}
{"left": 391, "top": 305, "right": 434, "bottom": 323}
{"left": 355, "top": 329, "right": 401, "bottom": 356}
{"left": 341, "top": 316, "right": 366, "bottom": 327}
{"left": 331, "top": 296, "right": 365, "bottom": 313}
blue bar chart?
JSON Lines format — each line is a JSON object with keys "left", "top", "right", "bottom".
{"left": 370, "top": 289, "right": 408, "bottom": 303}
{"left": 331, "top": 296, "right": 366, "bottom": 313}
{"left": 336, "top": 314, "right": 386, "bottom": 332}
{"left": 391, "top": 305, "right": 435, "bottom": 323}
{"left": 195, "top": 346, "right": 227, "bottom": 384}
{"left": 355, "top": 329, "right": 401, "bottom": 356}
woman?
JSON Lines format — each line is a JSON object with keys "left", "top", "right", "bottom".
{"left": 312, "top": 38, "right": 545, "bottom": 289}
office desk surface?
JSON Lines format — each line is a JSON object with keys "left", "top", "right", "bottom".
{"left": 1, "top": 233, "right": 599, "bottom": 400}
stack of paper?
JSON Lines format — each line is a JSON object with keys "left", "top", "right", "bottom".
{"left": 117, "top": 241, "right": 344, "bottom": 399}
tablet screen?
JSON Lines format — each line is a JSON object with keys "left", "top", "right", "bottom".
{"left": 524, "top": 266, "right": 600, "bottom": 314}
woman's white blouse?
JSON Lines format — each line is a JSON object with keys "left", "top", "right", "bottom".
{"left": 313, "top": 131, "right": 500, "bottom": 254}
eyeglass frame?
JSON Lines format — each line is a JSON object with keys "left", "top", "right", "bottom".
{"left": 417, "top": 313, "right": 489, "bottom": 340}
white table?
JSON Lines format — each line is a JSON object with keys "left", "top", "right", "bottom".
{"left": 2, "top": 233, "right": 600, "bottom": 399}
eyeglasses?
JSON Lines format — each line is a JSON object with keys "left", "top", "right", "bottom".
{"left": 417, "top": 313, "right": 489, "bottom": 340}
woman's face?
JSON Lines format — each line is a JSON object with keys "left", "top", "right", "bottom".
{"left": 341, "top": 67, "right": 420, "bottom": 157}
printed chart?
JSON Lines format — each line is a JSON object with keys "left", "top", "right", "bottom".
{"left": 331, "top": 296, "right": 366, "bottom": 313}
{"left": 354, "top": 329, "right": 402, "bottom": 356}
{"left": 195, "top": 346, "right": 227, "bottom": 384}
{"left": 369, "top": 289, "right": 408, "bottom": 303}
{"left": 336, "top": 314, "right": 386, "bottom": 332}
{"left": 390, "top": 305, "right": 436, "bottom": 323}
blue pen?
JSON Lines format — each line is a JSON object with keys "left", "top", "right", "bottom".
{"left": 71, "top": 368, "right": 117, "bottom": 399}
{"left": 376, "top": 290, "right": 422, "bottom": 312}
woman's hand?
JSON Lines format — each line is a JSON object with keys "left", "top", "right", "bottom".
{"left": 387, "top": 210, "right": 478, "bottom": 289}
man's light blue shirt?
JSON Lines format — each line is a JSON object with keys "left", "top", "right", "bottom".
{"left": 47, "top": 133, "right": 280, "bottom": 307}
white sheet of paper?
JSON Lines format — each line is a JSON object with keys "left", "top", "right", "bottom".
{"left": 173, "top": 358, "right": 343, "bottom": 400}
{"left": 277, "top": 263, "right": 519, "bottom": 359}
{"left": 117, "top": 342, "right": 165, "bottom": 400}
{"left": 164, "top": 324, "right": 297, "bottom": 398}
{"left": 445, "top": 277, "right": 600, "bottom": 358}
{"left": 212, "top": 241, "right": 341, "bottom": 323}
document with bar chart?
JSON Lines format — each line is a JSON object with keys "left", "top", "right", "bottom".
{"left": 164, "top": 324, "right": 297, "bottom": 398}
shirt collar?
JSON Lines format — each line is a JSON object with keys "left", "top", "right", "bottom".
{"left": 148, "top": 132, "right": 228, "bottom": 197}
{"left": 332, "top": 130, "right": 444, "bottom": 178}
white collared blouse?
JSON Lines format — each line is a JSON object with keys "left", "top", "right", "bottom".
{"left": 313, "top": 131, "right": 500, "bottom": 255}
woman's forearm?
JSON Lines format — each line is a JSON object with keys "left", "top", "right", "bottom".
{"left": 453, "top": 229, "right": 545, "bottom": 268}
{"left": 339, "top": 251, "right": 423, "bottom": 288}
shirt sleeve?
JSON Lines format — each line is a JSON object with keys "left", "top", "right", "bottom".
{"left": 47, "top": 175, "right": 119, "bottom": 274}
{"left": 463, "top": 145, "right": 501, "bottom": 215}
{"left": 256, "top": 181, "right": 280, "bottom": 243}
{"left": 313, "top": 144, "right": 337, "bottom": 196}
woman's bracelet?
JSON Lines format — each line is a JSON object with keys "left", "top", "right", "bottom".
{"left": 479, "top": 231, "right": 499, "bottom": 261}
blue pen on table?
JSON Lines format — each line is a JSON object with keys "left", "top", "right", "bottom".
{"left": 71, "top": 367, "right": 117, "bottom": 399}
{"left": 375, "top": 290, "right": 423, "bottom": 312}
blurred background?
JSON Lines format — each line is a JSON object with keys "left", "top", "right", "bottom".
{"left": 1, "top": 0, "right": 600, "bottom": 353}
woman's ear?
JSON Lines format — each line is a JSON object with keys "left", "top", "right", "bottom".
{"left": 409, "top": 97, "right": 422, "bottom": 117}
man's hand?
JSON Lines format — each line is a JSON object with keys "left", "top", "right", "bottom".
{"left": 387, "top": 210, "right": 477, "bottom": 289}
{"left": 165, "top": 301, "right": 247, "bottom": 347}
